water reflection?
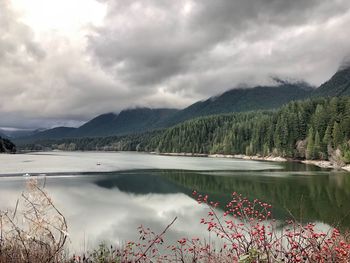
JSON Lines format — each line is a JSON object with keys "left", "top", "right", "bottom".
{"left": 0, "top": 176, "right": 211, "bottom": 254}
{"left": 0, "top": 158, "right": 349, "bottom": 254}
{"left": 92, "top": 167, "right": 350, "bottom": 229}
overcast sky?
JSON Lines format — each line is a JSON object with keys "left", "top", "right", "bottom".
{"left": 1, "top": 0, "right": 350, "bottom": 129}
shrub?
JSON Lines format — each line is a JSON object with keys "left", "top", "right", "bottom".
{"left": 77, "top": 191, "right": 350, "bottom": 263}
{"left": 0, "top": 179, "right": 68, "bottom": 263}
{"left": 1, "top": 181, "right": 349, "bottom": 263}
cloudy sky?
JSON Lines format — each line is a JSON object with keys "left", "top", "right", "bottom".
{"left": 1, "top": 0, "right": 350, "bottom": 129}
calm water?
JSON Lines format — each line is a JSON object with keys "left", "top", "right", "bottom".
{"left": 0, "top": 151, "right": 349, "bottom": 252}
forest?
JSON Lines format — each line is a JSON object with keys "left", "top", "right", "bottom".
{"left": 0, "top": 136, "right": 16, "bottom": 153}
{"left": 20, "top": 97, "right": 350, "bottom": 165}
{"left": 149, "top": 96, "right": 350, "bottom": 164}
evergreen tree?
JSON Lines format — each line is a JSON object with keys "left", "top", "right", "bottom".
{"left": 332, "top": 122, "right": 343, "bottom": 148}
{"left": 22, "top": 97, "right": 350, "bottom": 164}
{"left": 322, "top": 125, "right": 332, "bottom": 158}
{"left": 314, "top": 131, "right": 321, "bottom": 160}
{"left": 306, "top": 127, "right": 315, "bottom": 160}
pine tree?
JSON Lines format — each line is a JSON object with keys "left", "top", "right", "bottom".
{"left": 312, "top": 104, "right": 328, "bottom": 138}
{"left": 332, "top": 122, "right": 343, "bottom": 148}
{"left": 323, "top": 125, "right": 332, "bottom": 147}
{"left": 306, "top": 127, "right": 315, "bottom": 160}
{"left": 314, "top": 131, "right": 321, "bottom": 160}
{"left": 322, "top": 125, "right": 332, "bottom": 158}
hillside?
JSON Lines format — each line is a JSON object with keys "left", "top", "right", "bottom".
{"left": 20, "top": 97, "right": 350, "bottom": 166}
{"left": 16, "top": 82, "right": 313, "bottom": 144}
{"left": 15, "top": 127, "right": 77, "bottom": 144}
{"left": 69, "top": 113, "right": 116, "bottom": 137}
{"left": 15, "top": 64, "right": 350, "bottom": 144}
{"left": 15, "top": 108, "right": 178, "bottom": 144}
{"left": 0, "top": 128, "right": 42, "bottom": 138}
{"left": 148, "top": 97, "right": 350, "bottom": 164}
{"left": 69, "top": 108, "right": 178, "bottom": 137}
{"left": 0, "top": 137, "right": 16, "bottom": 153}
{"left": 162, "top": 80, "right": 313, "bottom": 126}
{"left": 313, "top": 65, "right": 350, "bottom": 97}
{"left": 0, "top": 131, "right": 7, "bottom": 138}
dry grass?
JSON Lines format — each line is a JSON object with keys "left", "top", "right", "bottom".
{"left": 0, "top": 179, "right": 68, "bottom": 263}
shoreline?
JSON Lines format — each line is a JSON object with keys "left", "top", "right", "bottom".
{"left": 153, "top": 152, "right": 350, "bottom": 172}
{"left": 301, "top": 160, "right": 350, "bottom": 172}
{"left": 8, "top": 150, "right": 350, "bottom": 173}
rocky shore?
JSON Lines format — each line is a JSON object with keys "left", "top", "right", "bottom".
{"left": 155, "top": 152, "right": 350, "bottom": 172}
{"left": 215, "top": 154, "right": 287, "bottom": 162}
{"left": 301, "top": 160, "right": 350, "bottom": 172}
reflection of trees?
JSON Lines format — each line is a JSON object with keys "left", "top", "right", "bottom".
{"left": 94, "top": 171, "right": 188, "bottom": 194}
{"left": 160, "top": 170, "right": 350, "bottom": 229}
{"left": 93, "top": 168, "right": 350, "bottom": 229}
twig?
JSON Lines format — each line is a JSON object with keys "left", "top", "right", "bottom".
{"left": 135, "top": 217, "right": 177, "bottom": 263}
{"left": 12, "top": 199, "right": 19, "bottom": 220}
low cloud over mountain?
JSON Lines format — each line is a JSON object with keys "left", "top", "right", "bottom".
{"left": 1, "top": 0, "right": 350, "bottom": 128}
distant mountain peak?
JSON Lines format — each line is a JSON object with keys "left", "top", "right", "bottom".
{"left": 270, "top": 77, "right": 314, "bottom": 91}
{"left": 271, "top": 77, "right": 289, "bottom": 85}
{"left": 313, "top": 58, "right": 350, "bottom": 97}
{"left": 120, "top": 107, "right": 178, "bottom": 113}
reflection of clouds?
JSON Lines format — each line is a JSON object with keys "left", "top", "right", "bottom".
{"left": 0, "top": 151, "right": 281, "bottom": 175}
{"left": 0, "top": 172, "right": 336, "bottom": 256}
{"left": 0, "top": 179, "right": 27, "bottom": 210}
{"left": 0, "top": 176, "right": 210, "bottom": 254}
{"left": 0, "top": 176, "right": 259, "bottom": 253}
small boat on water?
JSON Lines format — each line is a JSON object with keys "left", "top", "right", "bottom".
{"left": 23, "top": 173, "right": 30, "bottom": 177}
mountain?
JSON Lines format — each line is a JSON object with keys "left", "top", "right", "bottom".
{"left": 69, "top": 113, "right": 116, "bottom": 137}
{"left": 15, "top": 63, "right": 350, "bottom": 144}
{"left": 15, "top": 108, "right": 178, "bottom": 143}
{"left": 313, "top": 65, "right": 350, "bottom": 97}
{"left": 15, "top": 82, "right": 314, "bottom": 144}
{"left": 31, "top": 127, "right": 77, "bottom": 140}
{"left": 69, "top": 108, "right": 179, "bottom": 137}
{"left": 0, "top": 137, "right": 16, "bottom": 153}
{"left": 15, "top": 127, "right": 77, "bottom": 144}
{"left": 161, "top": 81, "right": 313, "bottom": 126}
{"left": 148, "top": 97, "right": 350, "bottom": 162}
{"left": 0, "top": 130, "right": 7, "bottom": 138}
{"left": 0, "top": 128, "right": 43, "bottom": 138}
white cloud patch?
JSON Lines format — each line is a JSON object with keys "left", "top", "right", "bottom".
{"left": 1, "top": 0, "right": 350, "bottom": 128}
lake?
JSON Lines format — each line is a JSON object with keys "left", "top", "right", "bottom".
{"left": 0, "top": 151, "right": 349, "bottom": 253}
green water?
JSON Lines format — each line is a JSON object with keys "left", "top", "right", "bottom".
{"left": 93, "top": 163, "right": 350, "bottom": 229}
{"left": 0, "top": 152, "right": 349, "bottom": 251}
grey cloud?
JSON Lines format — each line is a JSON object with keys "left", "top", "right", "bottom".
{"left": 88, "top": 2, "right": 205, "bottom": 85}
{"left": 0, "top": 113, "right": 85, "bottom": 130}
{"left": 89, "top": 0, "right": 350, "bottom": 99}
{"left": 192, "top": 0, "right": 349, "bottom": 29}
{"left": 0, "top": 1, "right": 45, "bottom": 63}
{"left": 2, "top": 0, "right": 350, "bottom": 128}
{"left": 0, "top": 1, "right": 134, "bottom": 128}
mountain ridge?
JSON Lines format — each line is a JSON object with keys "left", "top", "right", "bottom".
{"left": 313, "top": 65, "right": 350, "bottom": 97}
{"left": 15, "top": 65, "right": 350, "bottom": 144}
{"left": 15, "top": 108, "right": 178, "bottom": 143}
{"left": 161, "top": 81, "right": 314, "bottom": 126}
{"left": 0, "top": 136, "right": 16, "bottom": 153}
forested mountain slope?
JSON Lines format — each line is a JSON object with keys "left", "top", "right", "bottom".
{"left": 70, "top": 108, "right": 178, "bottom": 137}
{"left": 15, "top": 108, "right": 178, "bottom": 143}
{"left": 15, "top": 64, "right": 350, "bottom": 144}
{"left": 313, "top": 65, "right": 350, "bottom": 97}
{"left": 21, "top": 97, "right": 350, "bottom": 165}
{"left": 162, "top": 81, "right": 313, "bottom": 126}
{"left": 0, "top": 137, "right": 16, "bottom": 153}
{"left": 148, "top": 97, "right": 350, "bottom": 164}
